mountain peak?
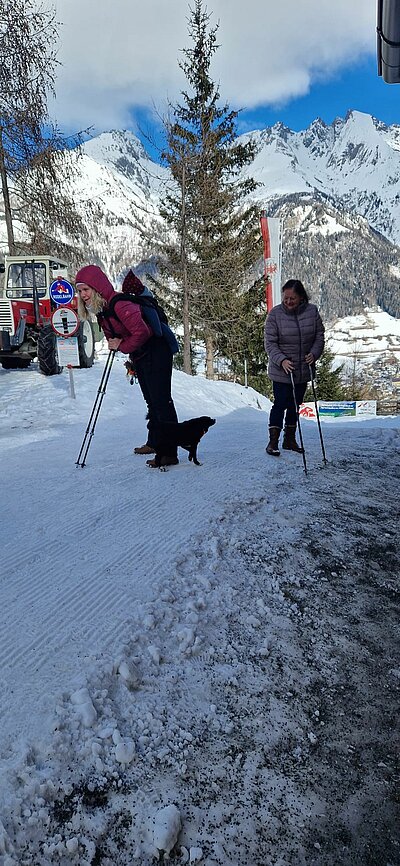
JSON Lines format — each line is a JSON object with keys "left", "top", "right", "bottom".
{"left": 82, "top": 129, "right": 149, "bottom": 166}
{"left": 238, "top": 110, "right": 400, "bottom": 247}
{"left": 308, "top": 117, "right": 327, "bottom": 130}
{"left": 270, "top": 121, "right": 292, "bottom": 141}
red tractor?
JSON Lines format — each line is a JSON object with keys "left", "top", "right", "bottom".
{"left": 0, "top": 255, "right": 95, "bottom": 374}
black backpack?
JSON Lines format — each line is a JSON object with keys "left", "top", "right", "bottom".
{"left": 98, "top": 292, "right": 179, "bottom": 354}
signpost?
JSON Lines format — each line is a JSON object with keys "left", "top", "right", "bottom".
{"left": 51, "top": 307, "right": 80, "bottom": 397}
{"left": 51, "top": 306, "right": 79, "bottom": 338}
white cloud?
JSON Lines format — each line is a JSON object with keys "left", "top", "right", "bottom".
{"left": 52, "top": 0, "right": 376, "bottom": 133}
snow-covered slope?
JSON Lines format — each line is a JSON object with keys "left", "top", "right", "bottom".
{"left": 0, "top": 357, "right": 398, "bottom": 864}
{"left": 82, "top": 130, "right": 168, "bottom": 200}
{"left": 327, "top": 307, "right": 400, "bottom": 362}
{"left": 65, "top": 130, "right": 171, "bottom": 276}
{"left": 325, "top": 307, "right": 400, "bottom": 395}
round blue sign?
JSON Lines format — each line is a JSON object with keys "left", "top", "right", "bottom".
{"left": 49, "top": 278, "right": 75, "bottom": 305}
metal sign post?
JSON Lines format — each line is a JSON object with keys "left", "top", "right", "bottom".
{"left": 67, "top": 365, "right": 76, "bottom": 399}
{"left": 51, "top": 307, "right": 80, "bottom": 397}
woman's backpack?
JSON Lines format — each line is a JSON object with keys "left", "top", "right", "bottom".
{"left": 99, "top": 291, "right": 179, "bottom": 354}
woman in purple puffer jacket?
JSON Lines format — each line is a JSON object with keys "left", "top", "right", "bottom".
{"left": 264, "top": 279, "right": 325, "bottom": 456}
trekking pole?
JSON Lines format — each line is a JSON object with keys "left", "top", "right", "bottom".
{"left": 309, "top": 364, "right": 328, "bottom": 465}
{"left": 76, "top": 351, "right": 115, "bottom": 468}
{"left": 289, "top": 371, "right": 308, "bottom": 475}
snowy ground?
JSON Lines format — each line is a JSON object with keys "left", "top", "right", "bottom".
{"left": 0, "top": 350, "right": 399, "bottom": 866}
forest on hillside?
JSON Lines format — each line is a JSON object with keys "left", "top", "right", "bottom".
{"left": 269, "top": 195, "right": 400, "bottom": 322}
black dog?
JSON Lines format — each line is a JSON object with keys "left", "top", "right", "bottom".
{"left": 149, "top": 416, "right": 216, "bottom": 468}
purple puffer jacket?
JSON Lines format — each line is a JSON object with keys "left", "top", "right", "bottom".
{"left": 264, "top": 301, "right": 325, "bottom": 384}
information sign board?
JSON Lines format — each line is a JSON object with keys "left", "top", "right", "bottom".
{"left": 56, "top": 336, "right": 80, "bottom": 367}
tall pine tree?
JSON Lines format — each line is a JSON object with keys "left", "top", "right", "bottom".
{"left": 159, "top": 0, "right": 261, "bottom": 377}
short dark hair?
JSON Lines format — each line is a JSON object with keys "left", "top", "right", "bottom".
{"left": 282, "top": 279, "right": 309, "bottom": 302}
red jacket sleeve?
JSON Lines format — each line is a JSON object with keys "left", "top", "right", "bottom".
{"left": 101, "top": 299, "right": 153, "bottom": 353}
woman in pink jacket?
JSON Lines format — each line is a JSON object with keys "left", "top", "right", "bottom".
{"left": 264, "top": 279, "right": 325, "bottom": 456}
{"left": 76, "top": 265, "right": 179, "bottom": 465}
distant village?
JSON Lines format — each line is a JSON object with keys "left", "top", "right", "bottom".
{"left": 325, "top": 306, "right": 400, "bottom": 412}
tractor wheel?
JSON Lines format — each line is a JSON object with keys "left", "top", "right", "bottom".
{"left": 1, "top": 358, "right": 31, "bottom": 370}
{"left": 37, "top": 325, "right": 62, "bottom": 376}
{"left": 77, "top": 320, "right": 95, "bottom": 368}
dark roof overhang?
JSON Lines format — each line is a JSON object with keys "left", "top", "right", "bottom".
{"left": 377, "top": 0, "right": 400, "bottom": 82}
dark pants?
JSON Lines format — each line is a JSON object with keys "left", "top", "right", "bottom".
{"left": 269, "top": 380, "right": 307, "bottom": 429}
{"left": 135, "top": 338, "right": 178, "bottom": 456}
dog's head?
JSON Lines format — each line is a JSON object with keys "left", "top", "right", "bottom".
{"left": 198, "top": 417, "right": 216, "bottom": 436}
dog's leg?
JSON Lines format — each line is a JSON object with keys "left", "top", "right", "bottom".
{"left": 189, "top": 445, "right": 202, "bottom": 466}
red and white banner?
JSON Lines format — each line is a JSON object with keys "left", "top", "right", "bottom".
{"left": 260, "top": 212, "right": 282, "bottom": 312}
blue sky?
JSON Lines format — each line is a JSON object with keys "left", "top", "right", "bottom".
{"left": 129, "top": 55, "right": 400, "bottom": 162}
{"left": 236, "top": 57, "right": 400, "bottom": 134}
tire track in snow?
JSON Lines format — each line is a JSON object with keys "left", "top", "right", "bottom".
{"left": 0, "top": 460, "right": 194, "bottom": 582}
{"left": 0, "top": 473, "right": 224, "bottom": 673}
{"left": 0, "top": 401, "right": 276, "bottom": 697}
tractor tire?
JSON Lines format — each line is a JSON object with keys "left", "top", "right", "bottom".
{"left": 77, "top": 320, "right": 95, "bottom": 368}
{"left": 1, "top": 358, "right": 31, "bottom": 370}
{"left": 37, "top": 325, "right": 62, "bottom": 376}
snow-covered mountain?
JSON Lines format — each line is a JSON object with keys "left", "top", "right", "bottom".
{"left": 268, "top": 194, "right": 399, "bottom": 320}
{"left": 64, "top": 130, "right": 171, "bottom": 276}
{"left": 62, "top": 111, "right": 400, "bottom": 276}
{"left": 68, "top": 112, "right": 400, "bottom": 318}
{"left": 1, "top": 112, "right": 399, "bottom": 323}
{"left": 241, "top": 110, "right": 400, "bottom": 245}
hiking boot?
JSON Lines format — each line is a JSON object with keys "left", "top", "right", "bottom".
{"left": 282, "top": 425, "right": 303, "bottom": 453}
{"left": 146, "top": 457, "right": 179, "bottom": 468}
{"left": 266, "top": 426, "right": 281, "bottom": 456}
{"left": 134, "top": 444, "right": 155, "bottom": 455}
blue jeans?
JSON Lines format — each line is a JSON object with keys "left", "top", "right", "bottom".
{"left": 269, "top": 380, "right": 307, "bottom": 429}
